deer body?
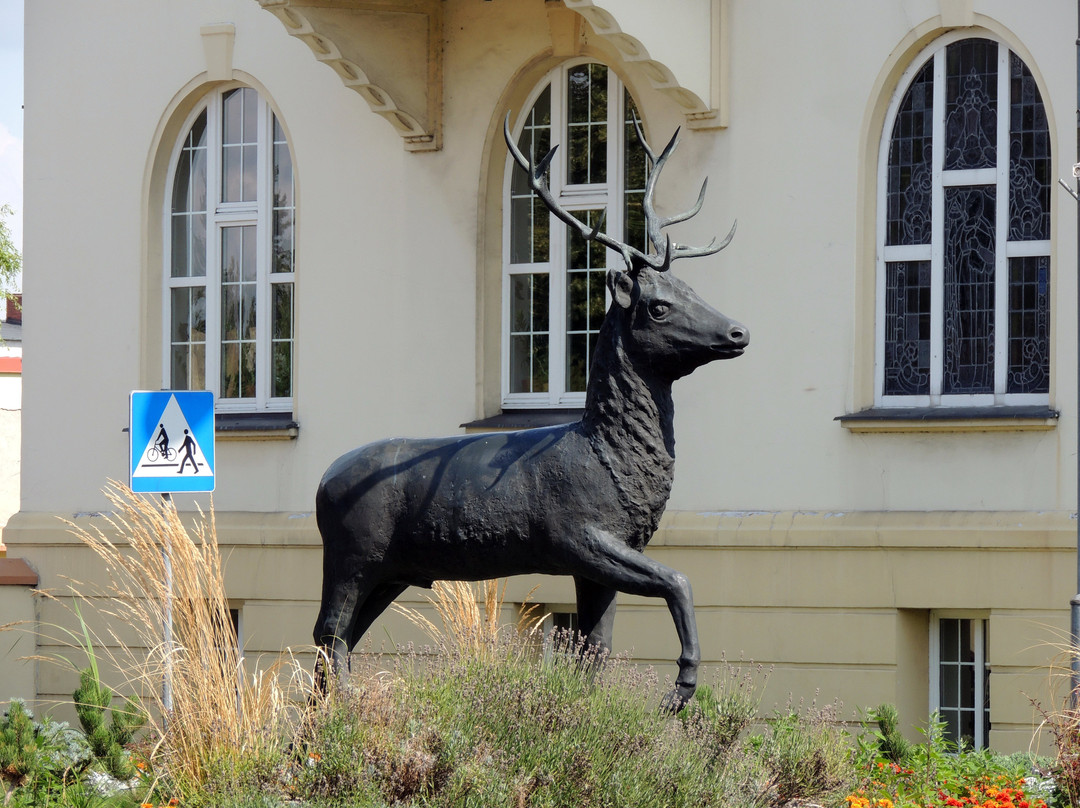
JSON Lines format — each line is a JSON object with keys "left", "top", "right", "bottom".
{"left": 313, "top": 119, "right": 749, "bottom": 708}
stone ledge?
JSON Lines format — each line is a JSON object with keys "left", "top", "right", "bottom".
{"left": 0, "top": 557, "right": 38, "bottom": 586}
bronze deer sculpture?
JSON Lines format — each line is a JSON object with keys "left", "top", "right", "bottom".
{"left": 313, "top": 114, "right": 748, "bottom": 708}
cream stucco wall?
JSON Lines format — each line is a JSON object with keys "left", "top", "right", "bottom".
{"left": 8, "top": 0, "right": 1078, "bottom": 751}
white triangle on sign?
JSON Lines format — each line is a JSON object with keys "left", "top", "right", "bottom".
{"left": 133, "top": 395, "right": 212, "bottom": 478}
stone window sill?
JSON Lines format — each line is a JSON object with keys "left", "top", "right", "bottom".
{"left": 461, "top": 409, "right": 584, "bottom": 432}
{"left": 216, "top": 412, "right": 299, "bottom": 441}
{"left": 836, "top": 406, "right": 1059, "bottom": 433}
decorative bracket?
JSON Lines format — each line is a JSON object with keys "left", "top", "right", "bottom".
{"left": 256, "top": 0, "right": 443, "bottom": 151}
{"left": 562, "top": 0, "right": 729, "bottom": 129}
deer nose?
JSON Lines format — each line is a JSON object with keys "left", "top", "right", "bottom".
{"left": 727, "top": 322, "right": 749, "bottom": 347}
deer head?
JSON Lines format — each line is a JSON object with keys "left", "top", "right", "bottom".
{"left": 503, "top": 112, "right": 748, "bottom": 381}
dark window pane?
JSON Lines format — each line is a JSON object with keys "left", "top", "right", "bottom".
{"left": 944, "top": 39, "right": 997, "bottom": 170}
{"left": 883, "top": 261, "right": 931, "bottom": 395}
{"left": 1009, "top": 53, "right": 1050, "bottom": 241}
{"left": 242, "top": 144, "right": 257, "bottom": 201}
{"left": 221, "top": 342, "right": 239, "bottom": 398}
{"left": 273, "top": 141, "right": 293, "bottom": 210}
{"left": 272, "top": 283, "right": 293, "bottom": 341}
{"left": 566, "top": 333, "right": 589, "bottom": 393}
{"left": 943, "top": 186, "right": 996, "bottom": 394}
{"left": 241, "top": 343, "right": 256, "bottom": 398}
{"left": 171, "top": 346, "right": 189, "bottom": 391}
{"left": 171, "top": 216, "right": 189, "bottom": 278}
{"left": 510, "top": 90, "right": 552, "bottom": 264}
{"left": 941, "top": 664, "right": 959, "bottom": 706}
{"left": 272, "top": 341, "right": 292, "bottom": 398}
{"left": 223, "top": 88, "right": 244, "bottom": 144}
{"left": 1008, "top": 256, "right": 1049, "bottom": 393}
{"left": 242, "top": 284, "right": 256, "bottom": 339}
{"left": 172, "top": 148, "right": 191, "bottom": 213}
{"left": 273, "top": 208, "right": 294, "bottom": 274}
{"left": 886, "top": 61, "right": 933, "bottom": 246}
{"left": 190, "top": 214, "right": 206, "bottom": 278}
{"left": 171, "top": 288, "right": 190, "bottom": 342}
{"left": 942, "top": 710, "right": 960, "bottom": 744}
{"left": 191, "top": 287, "right": 206, "bottom": 340}
{"left": 242, "top": 225, "right": 257, "bottom": 282}
{"left": 567, "top": 64, "right": 591, "bottom": 124}
{"left": 221, "top": 284, "right": 239, "bottom": 341}
{"left": 940, "top": 618, "right": 959, "bottom": 662}
{"left": 566, "top": 64, "right": 607, "bottom": 185}
{"left": 532, "top": 334, "right": 549, "bottom": 392}
{"left": 222, "top": 145, "right": 243, "bottom": 203}
{"left": 624, "top": 91, "right": 648, "bottom": 253}
{"left": 222, "top": 227, "right": 242, "bottom": 283}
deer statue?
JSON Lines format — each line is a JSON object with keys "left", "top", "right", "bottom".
{"left": 313, "top": 113, "right": 749, "bottom": 709}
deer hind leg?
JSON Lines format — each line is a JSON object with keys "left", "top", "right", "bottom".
{"left": 573, "top": 526, "right": 700, "bottom": 711}
{"left": 573, "top": 576, "right": 617, "bottom": 652}
{"left": 313, "top": 575, "right": 363, "bottom": 691}
{"left": 347, "top": 582, "right": 408, "bottom": 649}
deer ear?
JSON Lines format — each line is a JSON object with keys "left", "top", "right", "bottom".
{"left": 607, "top": 268, "right": 636, "bottom": 309}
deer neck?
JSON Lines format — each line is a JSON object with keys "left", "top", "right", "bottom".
{"left": 581, "top": 322, "right": 676, "bottom": 542}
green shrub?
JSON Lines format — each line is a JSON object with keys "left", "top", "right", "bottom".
{"left": 72, "top": 668, "right": 147, "bottom": 781}
{"left": 1, "top": 699, "right": 95, "bottom": 806}
{"left": 758, "top": 701, "right": 854, "bottom": 806}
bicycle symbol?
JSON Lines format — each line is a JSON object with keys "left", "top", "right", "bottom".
{"left": 147, "top": 446, "right": 177, "bottom": 462}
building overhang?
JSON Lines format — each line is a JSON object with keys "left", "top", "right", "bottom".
{"left": 255, "top": 0, "right": 728, "bottom": 152}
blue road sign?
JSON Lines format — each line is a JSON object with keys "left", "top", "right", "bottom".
{"left": 130, "top": 391, "right": 215, "bottom": 493}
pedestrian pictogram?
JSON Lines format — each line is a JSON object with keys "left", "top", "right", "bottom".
{"left": 130, "top": 391, "right": 215, "bottom": 492}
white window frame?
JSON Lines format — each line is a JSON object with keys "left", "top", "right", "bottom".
{"left": 502, "top": 62, "right": 635, "bottom": 409}
{"left": 163, "top": 84, "right": 295, "bottom": 413}
{"left": 929, "top": 612, "right": 990, "bottom": 749}
{"left": 874, "top": 33, "right": 1050, "bottom": 408}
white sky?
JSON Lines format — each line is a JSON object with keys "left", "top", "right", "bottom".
{"left": 0, "top": 0, "right": 22, "bottom": 286}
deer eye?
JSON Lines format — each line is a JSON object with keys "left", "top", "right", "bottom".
{"left": 648, "top": 301, "right": 671, "bottom": 319}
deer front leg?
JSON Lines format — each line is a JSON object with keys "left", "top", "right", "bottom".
{"left": 571, "top": 527, "right": 700, "bottom": 711}
{"left": 574, "top": 576, "right": 617, "bottom": 651}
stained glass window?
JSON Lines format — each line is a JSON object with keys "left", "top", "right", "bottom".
{"left": 878, "top": 37, "right": 1050, "bottom": 405}
{"left": 504, "top": 64, "right": 645, "bottom": 406}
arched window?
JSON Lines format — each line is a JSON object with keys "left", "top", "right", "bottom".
{"left": 165, "top": 85, "right": 295, "bottom": 411}
{"left": 503, "top": 62, "right": 645, "bottom": 407}
{"left": 876, "top": 36, "right": 1050, "bottom": 407}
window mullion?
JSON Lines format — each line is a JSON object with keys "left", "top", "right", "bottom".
{"left": 929, "top": 49, "right": 945, "bottom": 402}
{"left": 606, "top": 69, "right": 623, "bottom": 272}
{"left": 993, "top": 47, "right": 1010, "bottom": 398}
{"left": 206, "top": 97, "right": 222, "bottom": 400}
{"left": 549, "top": 71, "right": 568, "bottom": 405}
{"left": 255, "top": 97, "right": 271, "bottom": 409}
{"left": 973, "top": 618, "right": 986, "bottom": 748}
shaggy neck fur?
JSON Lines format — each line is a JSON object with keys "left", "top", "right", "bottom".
{"left": 581, "top": 309, "right": 676, "bottom": 547}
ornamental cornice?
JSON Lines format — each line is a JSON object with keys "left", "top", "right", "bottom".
{"left": 563, "top": 0, "right": 727, "bottom": 129}
{"left": 256, "top": 0, "right": 443, "bottom": 151}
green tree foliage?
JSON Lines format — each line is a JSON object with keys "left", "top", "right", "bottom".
{"left": 0, "top": 204, "right": 20, "bottom": 304}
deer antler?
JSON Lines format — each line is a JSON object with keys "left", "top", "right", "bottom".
{"left": 632, "top": 113, "right": 736, "bottom": 267}
{"left": 504, "top": 112, "right": 734, "bottom": 273}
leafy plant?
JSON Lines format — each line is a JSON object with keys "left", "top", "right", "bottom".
{"left": 759, "top": 700, "right": 854, "bottom": 806}
{"left": 73, "top": 667, "right": 147, "bottom": 781}
{"left": 0, "top": 699, "right": 94, "bottom": 806}
{"left": 680, "top": 656, "right": 771, "bottom": 760}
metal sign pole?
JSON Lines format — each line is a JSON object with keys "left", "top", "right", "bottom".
{"left": 161, "top": 491, "right": 174, "bottom": 723}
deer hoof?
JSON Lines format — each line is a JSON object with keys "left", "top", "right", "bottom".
{"left": 660, "top": 682, "right": 695, "bottom": 714}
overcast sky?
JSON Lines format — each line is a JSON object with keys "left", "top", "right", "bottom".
{"left": 0, "top": 0, "right": 22, "bottom": 274}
